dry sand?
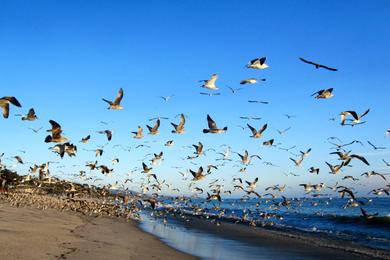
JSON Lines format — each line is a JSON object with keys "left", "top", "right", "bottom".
{"left": 0, "top": 203, "right": 196, "bottom": 260}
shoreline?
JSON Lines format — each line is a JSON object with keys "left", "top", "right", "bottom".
{"left": 138, "top": 209, "right": 390, "bottom": 260}
{"left": 0, "top": 199, "right": 196, "bottom": 260}
{"left": 1, "top": 190, "right": 389, "bottom": 260}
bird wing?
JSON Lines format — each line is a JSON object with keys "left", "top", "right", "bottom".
{"left": 178, "top": 114, "right": 185, "bottom": 128}
{"left": 360, "top": 109, "right": 370, "bottom": 118}
{"left": 259, "top": 124, "right": 268, "bottom": 134}
{"left": 207, "top": 115, "right": 218, "bottom": 129}
{"left": 299, "top": 57, "right": 318, "bottom": 66}
{"left": 319, "top": 64, "right": 338, "bottom": 71}
{"left": 350, "top": 154, "right": 369, "bottom": 165}
{"left": 2, "top": 96, "right": 22, "bottom": 107}
{"left": 114, "top": 88, "right": 124, "bottom": 105}
{"left": 151, "top": 119, "right": 160, "bottom": 131}
{"left": 1, "top": 103, "right": 9, "bottom": 118}
{"left": 247, "top": 124, "right": 257, "bottom": 135}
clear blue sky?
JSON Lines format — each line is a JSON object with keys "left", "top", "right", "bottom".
{"left": 1, "top": 0, "right": 389, "bottom": 197}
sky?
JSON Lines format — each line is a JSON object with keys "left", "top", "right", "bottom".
{"left": 0, "top": 0, "right": 389, "bottom": 197}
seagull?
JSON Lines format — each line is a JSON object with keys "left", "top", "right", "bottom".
{"left": 263, "top": 139, "right": 274, "bottom": 146}
{"left": 0, "top": 96, "right": 22, "bottom": 118}
{"left": 207, "top": 191, "right": 221, "bottom": 202}
{"left": 236, "top": 150, "right": 261, "bottom": 165}
{"left": 51, "top": 142, "right": 77, "bottom": 158}
{"left": 97, "top": 130, "right": 113, "bottom": 141}
{"left": 147, "top": 119, "right": 160, "bottom": 135}
{"left": 246, "top": 177, "right": 259, "bottom": 191}
{"left": 248, "top": 100, "right": 269, "bottom": 104}
{"left": 284, "top": 114, "right": 296, "bottom": 119}
{"left": 171, "top": 114, "right": 186, "bottom": 134}
{"left": 361, "top": 171, "right": 387, "bottom": 181}
{"left": 16, "top": 108, "right": 37, "bottom": 121}
{"left": 367, "top": 141, "right": 386, "bottom": 150}
{"left": 326, "top": 161, "right": 345, "bottom": 174}
{"left": 299, "top": 57, "right": 338, "bottom": 71}
{"left": 290, "top": 157, "right": 304, "bottom": 167}
{"left": 95, "top": 149, "right": 104, "bottom": 157}
{"left": 340, "top": 109, "right": 370, "bottom": 126}
{"left": 28, "top": 127, "right": 43, "bottom": 133}
{"left": 141, "top": 162, "right": 152, "bottom": 174}
{"left": 165, "top": 140, "right": 174, "bottom": 147}
{"left": 342, "top": 176, "right": 359, "bottom": 181}
{"left": 360, "top": 207, "right": 378, "bottom": 219}
{"left": 190, "top": 166, "right": 205, "bottom": 181}
{"left": 246, "top": 57, "right": 269, "bottom": 69}
{"left": 200, "top": 92, "right": 221, "bottom": 96}
{"left": 228, "top": 86, "right": 243, "bottom": 94}
{"left": 311, "top": 88, "right": 334, "bottom": 99}
{"left": 240, "top": 116, "right": 262, "bottom": 120}
{"left": 240, "top": 78, "right": 266, "bottom": 85}
{"left": 300, "top": 148, "right": 312, "bottom": 157}
{"left": 160, "top": 95, "right": 174, "bottom": 102}
{"left": 382, "top": 159, "right": 390, "bottom": 167}
{"left": 193, "top": 142, "right": 204, "bottom": 156}
{"left": 386, "top": 128, "right": 390, "bottom": 136}
{"left": 80, "top": 135, "right": 91, "bottom": 144}
{"left": 132, "top": 126, "right": 143, "bottom": 139}
{"left": 45, "top": 120, "right": 68, "bottom": 143}
{"left": 275, "top": 127, "right": 291, "bottom": 135}
{"left": 14, "top": 156, "right": 24, "bottom": 164}
{"left": 247, "top": 123, "right": 267, "bottom": 138}
{"left": 330, "top": 151, "right": 370, "bottom": 166}
{"left": 203, "top": 115, "right": 227, "bottom": 134}
{"left": 200, "top": 74, "right": 219, "bottom": 90}
{"left": 102, "top": 88, "right": 124, "bottom": 110}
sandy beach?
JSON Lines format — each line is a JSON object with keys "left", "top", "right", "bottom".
{"left": 0, "top": 202, "right": 196, "bottom": 260}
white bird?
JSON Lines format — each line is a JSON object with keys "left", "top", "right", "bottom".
{"left": 200, "top": 74, "right": 219, "bottom": 90}
{"left": 246, "top": 57, "right": 269, "bottom": 69}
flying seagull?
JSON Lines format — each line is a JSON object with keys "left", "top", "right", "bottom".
{"left": 147, "top": 119, "right": 160, "bottom": 135}
{"left": 45, "top": 120, "right": 68, "bottom": 143}
{"left": 200, "top": 74, "right": 219, "bottom": 90}
{"left": 247, "top": 123, "right": 267, "bottom": 138}
{"left": 299, "top": 57, "right": 338, "bottom": 71}
{"left": 246, "top": 57, "right": 269, "bottom": 69}
{"left": 311, "top": 88, "right": 334, "bottom": 99}
{"left": 102, "top": 88, "right": 124, "bottom": 110}
{"left": 240, "top": 78, "right": 266, "bottom": 85}
{"left": 0, "top": 96, "right": 22, "bottom": 118}
{"left": 16, "top": 108, "right": 37, "bottom": 121}
{"left": 171, "top": 113, "right": 186, "bottom": 134}
{"left": 340, "top": 109, "right": 370, "bottom": 126}
{"left": 203, "top": 115, "right": 227, "bottom": 134}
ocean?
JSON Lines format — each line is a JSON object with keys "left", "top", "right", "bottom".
{"left": 137, "top": 197, "right": 390, "bottom": 259}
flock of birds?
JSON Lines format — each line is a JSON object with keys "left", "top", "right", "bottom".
{"left": 1, "top": 56, "right": 390, "bottom": 225}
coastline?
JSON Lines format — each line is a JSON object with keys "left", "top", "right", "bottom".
{"left": 0, "top": 201, "right": 196, "bottom": 260}
{"left": 1, "top": 190, "right": 389, "bottom": 260}
{"left": 138, "top": 210, "right": 390, "bottom": 260}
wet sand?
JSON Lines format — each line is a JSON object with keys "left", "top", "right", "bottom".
{"left": 0, "top": 203, "right": 196, "bottom": 260}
